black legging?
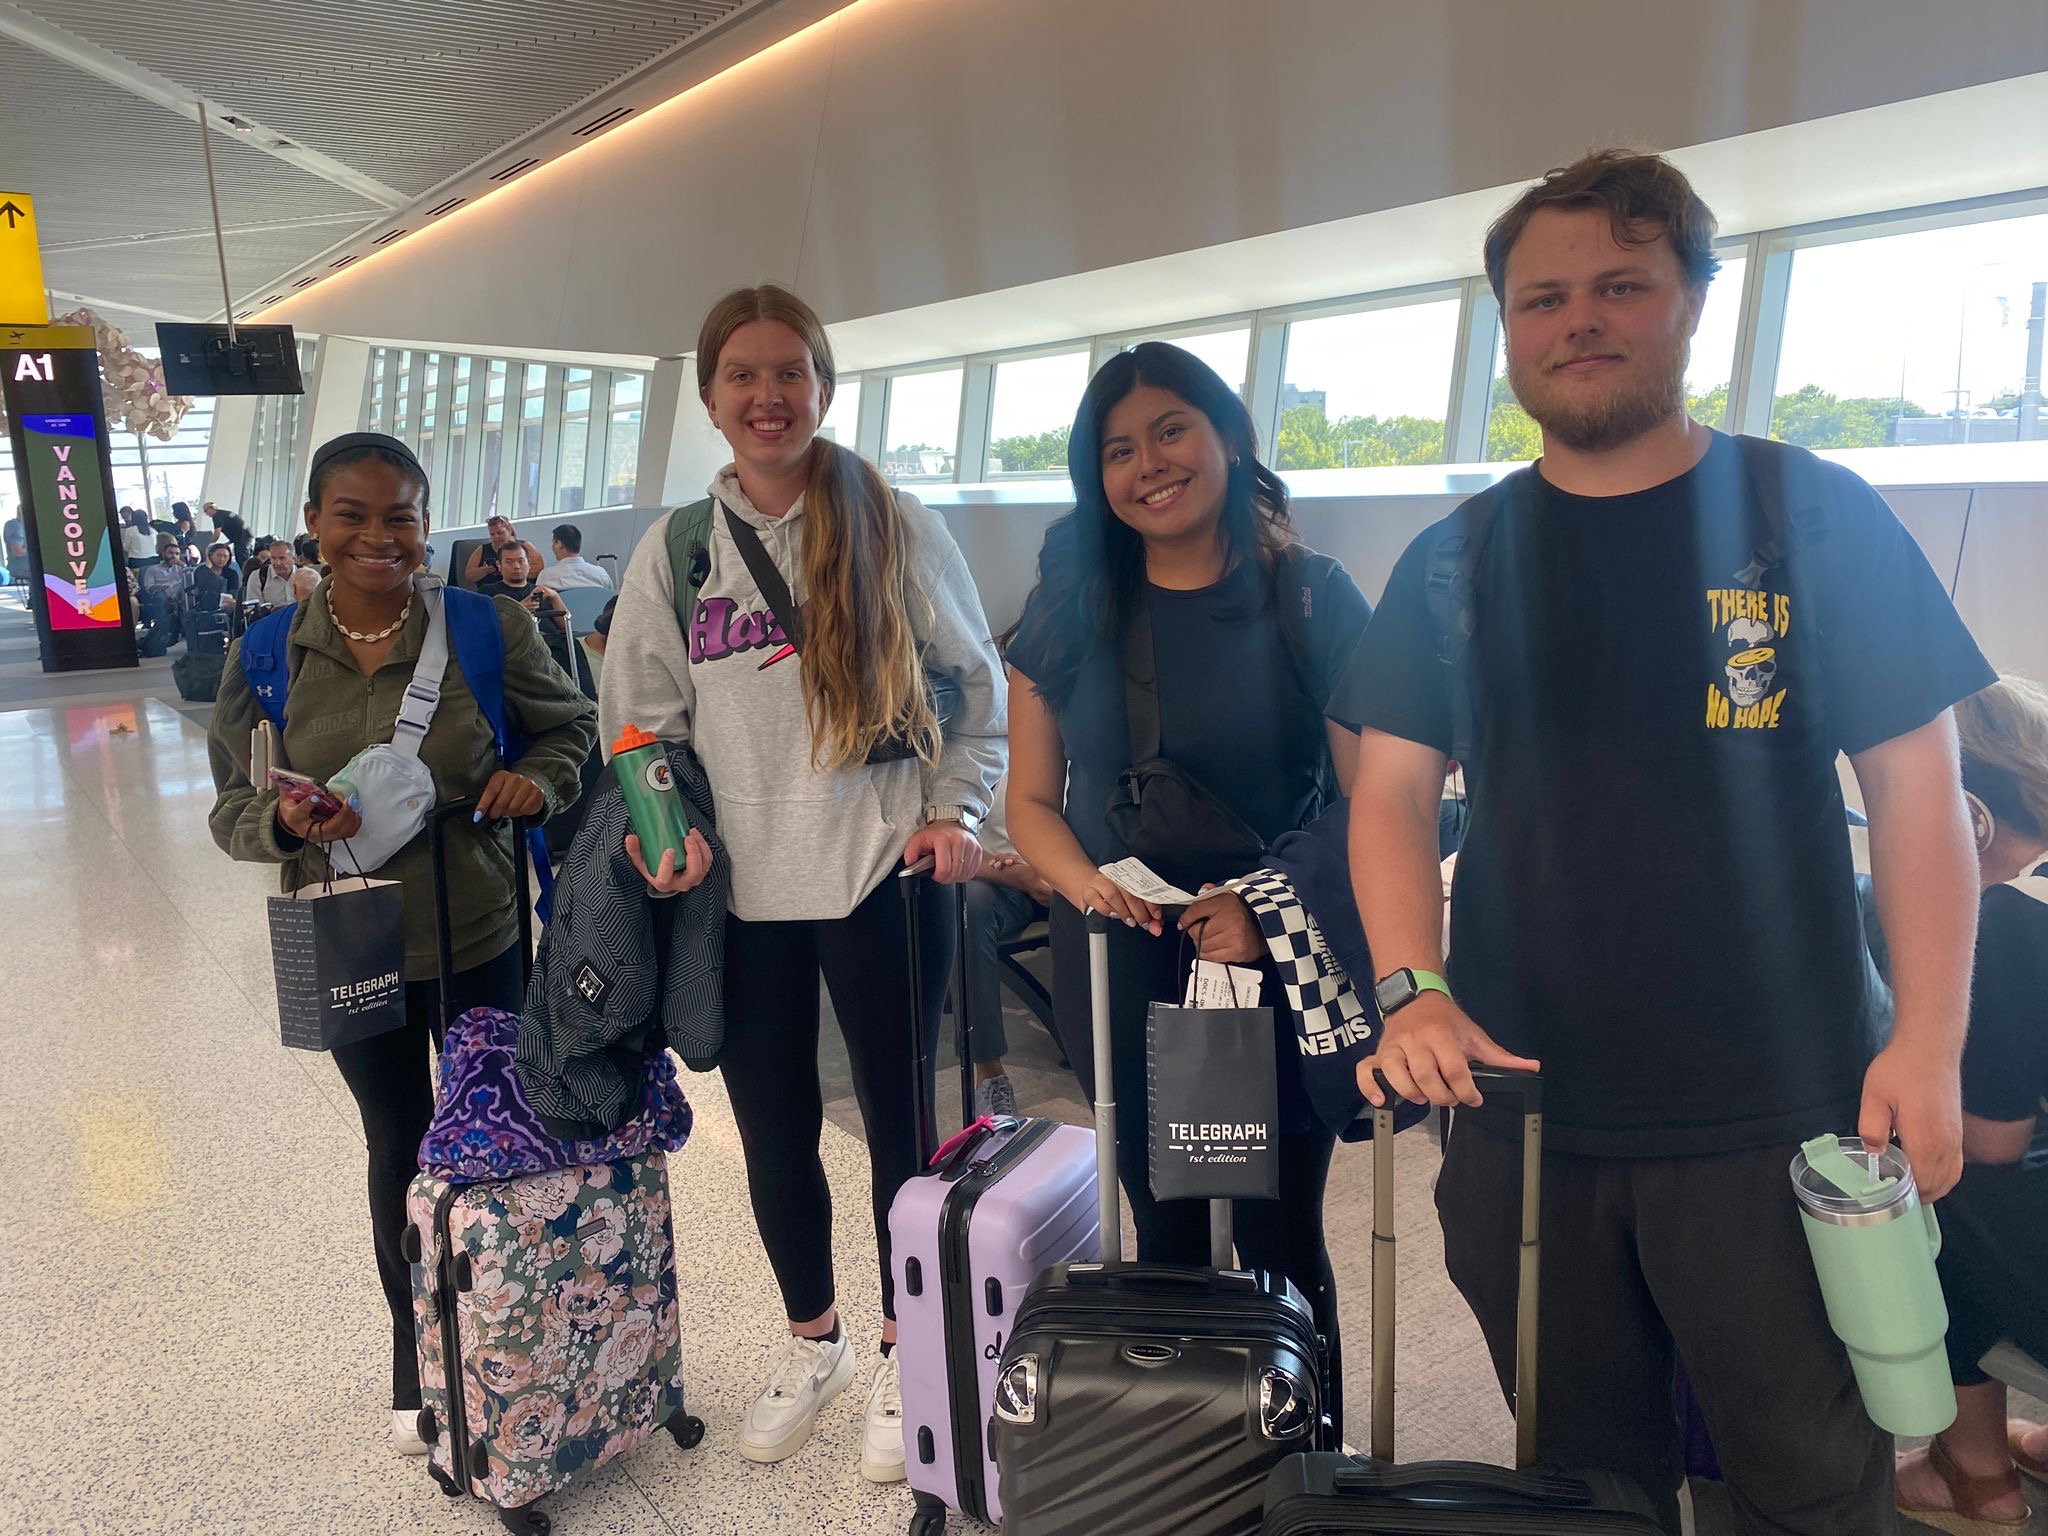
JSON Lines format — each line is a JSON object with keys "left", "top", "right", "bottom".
{"left": 1047, "top": 896, "right": 1343, "bottom": 1440}
{"left": 718, "top": 872, "right": 954, "bottom": 1324}
{"left": 330, "top": 943, "right": 525, "bottom": 1409}
{"left": 1938, "top": 1155, "right": 2048, "bottom": 1385}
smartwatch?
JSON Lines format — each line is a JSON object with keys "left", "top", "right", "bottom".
{"left": 923, "top": 804, "right": 982, "bottom": 834}
{"left": 1374, "top": 967, "right": 1452, "bottom": 1018}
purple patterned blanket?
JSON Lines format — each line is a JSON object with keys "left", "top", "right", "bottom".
{"left": 418, "top": 1008, "right": 691, "bottom": 1181}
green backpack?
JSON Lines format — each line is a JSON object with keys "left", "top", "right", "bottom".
{"left": 664, "top": 499, "right": 716, "bottom": 627}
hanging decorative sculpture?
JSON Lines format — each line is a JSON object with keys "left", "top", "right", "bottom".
{"left": 48, "top": 306, "right": 194, "bottom": 441}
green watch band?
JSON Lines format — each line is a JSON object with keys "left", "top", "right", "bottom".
{"left": 1374, "top": 966, "right": 1452, "bottom": 1017}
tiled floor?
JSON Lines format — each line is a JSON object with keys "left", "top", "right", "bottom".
{"left": 1, "top": 595, "right": 2037, "bottom": 1534}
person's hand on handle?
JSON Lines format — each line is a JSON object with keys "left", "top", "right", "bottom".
{"left": 1857, "top": 1039, "right": 1964, "bottom": 1200}
{"left": 1358, "top": 993, "right": 1540, "bottom": 1109}
{"left": 1179, "top": 886, "right": 1263, "bottom": 964}
{"left": 904, "top": 821, "right": 984, "bottom": 884}
{"left": 475, "top": 770, "right": 546, "bottom": 822}
{"left": 276, "top": 790, "right": 361, "bottom": 845}
{"left": 1079, "top": 871, "right": 1163, "bottom": 936}
{"left": 626, "top": 828, "right": 716, "bottom": 894}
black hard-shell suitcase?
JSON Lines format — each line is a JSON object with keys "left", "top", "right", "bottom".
{"left": 990, "top": 910, "right": 1329, "bottom": 1536}
{"left": 1257, "top": 1074, "right": 1664, "bottom": 1535}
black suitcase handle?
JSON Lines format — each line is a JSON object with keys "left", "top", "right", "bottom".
{"left": 1063, "top": 1262, "right": 1261, "bottom": 1292}
{"left": 430, "top": 798, "right": 538, "bottom": 1030}
{"left": 899, "top": 855, "right": 973, "bottom": 1166}
{"left": 1333, "top": 1459, "right": 1591, "bottom": 1507}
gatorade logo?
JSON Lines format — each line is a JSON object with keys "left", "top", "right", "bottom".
{"left": 643, "top": 758, "right": 672, "bottom": 793}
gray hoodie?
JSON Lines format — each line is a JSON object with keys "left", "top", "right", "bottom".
{"left": 599, "top": 466, "right": 1007, "bottom": 922}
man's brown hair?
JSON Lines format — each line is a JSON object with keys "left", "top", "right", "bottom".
{"left": 1484, "top": 149, "right": 1721, "bottom": 303}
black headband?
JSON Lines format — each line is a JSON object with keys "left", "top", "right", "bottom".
{"left": 308, "top": 431, "right": 429, "bottom": 503}
{"left": 1962, "top": 754, "right": 2041, "bottom": 839}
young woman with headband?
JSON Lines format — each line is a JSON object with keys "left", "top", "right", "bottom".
{"left": 205, "top": 431, "right": 597, "bottom": 1453}
{"left": 601, "top": 285, "right": 1006, "bottom": 1484}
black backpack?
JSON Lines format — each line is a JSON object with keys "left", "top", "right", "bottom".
{"left": 1426, "top": 434, "right": 1838, "bottom": 767}
{"left": 173, "top": 648, "right": 225, "bottom": 702}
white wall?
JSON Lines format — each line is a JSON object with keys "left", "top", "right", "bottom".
{"left": 269, "top": 0, "right": 2048, "bottom": 359}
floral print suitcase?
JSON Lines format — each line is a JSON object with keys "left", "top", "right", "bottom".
{"left": 403, "top": 1149, "right": 705, "bottom": 1534}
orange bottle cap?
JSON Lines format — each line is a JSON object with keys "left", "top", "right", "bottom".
{"left": 611, "top": 723, "right": 659, "bottom": 755}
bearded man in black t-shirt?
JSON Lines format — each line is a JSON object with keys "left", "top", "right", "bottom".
{"left": 1331, "top": 151, "right": 1994, "bottom": 1535}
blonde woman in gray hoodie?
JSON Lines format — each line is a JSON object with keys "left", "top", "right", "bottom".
{"left": 599, "top": 285, "right": 1006, "bottom": 1486}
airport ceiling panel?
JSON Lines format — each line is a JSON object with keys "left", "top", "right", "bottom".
{"left": 15, "top": 0, "right": 750, "bottom": 196}
{"left": 0, "top": 30, "right": 378, "bottom": 320}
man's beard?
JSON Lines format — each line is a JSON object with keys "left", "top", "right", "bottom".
{"left": 1510, "top": 336, "right": 1689, "bottom": 454}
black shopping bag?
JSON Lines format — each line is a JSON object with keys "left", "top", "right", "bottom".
{"left": 267, "top": 875, "right": 408, "bottom": 1051}
{"left": 1148, "top": 994, "right": 1280, "bottom": 1203}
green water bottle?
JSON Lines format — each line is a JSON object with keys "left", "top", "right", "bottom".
{"left": 612, "top": 723, "right": 692, "bottom": 871}
{"left": 1789, "top": 1133, "right": 1956, "bottom": 1435}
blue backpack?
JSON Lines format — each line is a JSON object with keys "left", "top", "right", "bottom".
{"left": 240, "top": 589, "right": 556, "bottom": 922}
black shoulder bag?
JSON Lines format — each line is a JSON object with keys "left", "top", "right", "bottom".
{"left": 1104, "top": 585, "right": 1266, "bottom": 893}
{"left": 718, "top": 500, "right": 960, "bottom": 764}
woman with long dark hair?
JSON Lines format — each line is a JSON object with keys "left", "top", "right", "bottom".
{"left": 600, "top": 285, "right": 1006, "bottom": 1484}
{"left": 1005, "top": 341, "right": 1374, "bottom": 1435}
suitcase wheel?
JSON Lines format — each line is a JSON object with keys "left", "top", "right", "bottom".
{"left": 908, "top": 1496, "right": 947, "bottom": 1536}
{"left": 496, "top": 1506, "right": 549, "bottom": 1535}
{"left": 665, "top": 1413, "right": 705, "bottom": 1451}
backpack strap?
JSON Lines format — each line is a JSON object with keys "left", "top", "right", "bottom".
{"left": 1424, "top": 472, "right": 1521, "bottom": 768}
{"left": 1735, "top": 434, "right": 1835, "bottom": 647}
{"left": 239, "top": 602, "right": 299, "bottom": 731}
{"left": 665, "top": 499, "right": 717, "bottom": 630}
{"left": 447, "top": 585, "right": 556, "bottom": 923}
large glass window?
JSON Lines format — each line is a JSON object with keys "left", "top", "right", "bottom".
{"left": 1125, "top": 326, "right": 1251, "bottom": 395}
{"left": 987, "top": 351, "right": 1088, "bottom": 477}
{"left": 557, "top": 367, "right": 592, "bottom": 512}
{"left": 516, "top": 363, "right": 547, "bottom": 518}
{"left": 1772, "top": 213, "right": 2048, "bottom": 449}
{"left": 602, "top": 371, "right": 644, "bottom": 504}
{"left": 479, "top": 361, "right": 508, "bottom": 521}
{"left": 882, "top": 368, "right": 963, "bottom": 483}
{"left": 1276, "top": 299, "right": 1460, "bottom": 470}
{"left": 819, "top": 376, "right": 861, "bottom": 447}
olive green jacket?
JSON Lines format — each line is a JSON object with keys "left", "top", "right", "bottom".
{"left": 208, "top": 578, "right": 598, "bottom": 982}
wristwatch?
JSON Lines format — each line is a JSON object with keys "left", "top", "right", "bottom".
{"left": 923, "top": 804, "right": 982, "bottom": 834}
{"left": 1374, "top": 967, "right": 1452, "bottom": 1018}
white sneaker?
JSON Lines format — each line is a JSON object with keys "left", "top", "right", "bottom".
{"left": 859, "top": 1354, "right": 907, "bottom": 1484}
{"left": 391, "top": 1408, "right": 429, "bottom": 1456}
{"left": 738, "top": 1331, "right": 855, "bottom": 1464}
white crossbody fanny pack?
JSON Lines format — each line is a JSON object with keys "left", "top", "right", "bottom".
{"left": 325, "top": 580, "right": 451, "bottom": 876}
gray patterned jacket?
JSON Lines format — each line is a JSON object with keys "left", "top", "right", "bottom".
{"left": 515, "top": 741, "right": 728, "bottom": 1139}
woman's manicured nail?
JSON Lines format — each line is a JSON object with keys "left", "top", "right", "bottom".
{"left": 472, "top": 810, "right": 483, "bottom": 823}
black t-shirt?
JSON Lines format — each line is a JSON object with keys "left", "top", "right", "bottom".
{"left": 1962, "top": 874, "right": 2048, "bottom": 1126}
{"left": 1329, "top": 433, "right": 1994, "bottom": 1155}
{"left": 1009, "top": 550, "right": 1371, "bottom": 878}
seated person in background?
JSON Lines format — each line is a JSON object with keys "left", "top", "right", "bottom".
{"left": 294, "top": 533, "right": 321, "bottom": 571}
{"left": 6, "top": 513, "right": 27, "bottom": 574}
{"left": 463, "top": 514, "right": 546, "bottom": 587}
{"left": 1894, "top": 674, "right": 2048, "bottom": 1530}
{"left": 479, "top": 544, "right": 573, "bottom": 673}
{"left": 538, "top": 523, "right": 614, "bottom": 589}
{"left": 290, "top": 563, "right": 321, "bottom": 603}
{"left": 242, "top": 540, "right": 297, "bottom": 613}
{"left": 963, "top": 774, "right": 1055, "bottom": 1118}
{"left": 172, "top": 504, "right": 207, "bottom": 561}
{"left": 190, "top": 541, "right": 242, "bottom": 634}
{"left": 120, "top": 507, "right": 158, "bottom": 568}
{"left": 139, "top": 539, "right": 192, "bottom": 647}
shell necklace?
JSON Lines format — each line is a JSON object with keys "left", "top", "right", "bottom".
{"left": 327, "top": 585, "right": 412, "bottom": 644}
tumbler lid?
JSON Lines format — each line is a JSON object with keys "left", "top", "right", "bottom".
{"left": 1790, "top": 1134, "right": 1915, "bottom": 1224}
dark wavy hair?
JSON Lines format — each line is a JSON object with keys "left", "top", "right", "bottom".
{"left": 1011, "top": 342, "right": 1296, "bottom": 712}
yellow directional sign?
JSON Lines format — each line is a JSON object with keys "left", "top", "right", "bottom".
{"left": 1, "top": 191, "right": 51, "bottom": 326}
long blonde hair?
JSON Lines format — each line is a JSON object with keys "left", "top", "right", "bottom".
{"left": 696, "top": 285, "right": 939, "bottom": 769}
{"left": 1954, "top": 673, "right": 2048, "bottom": 838}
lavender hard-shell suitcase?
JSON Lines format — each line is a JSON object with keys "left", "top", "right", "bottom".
{"left": 888, "top": 859, "right": 1102, "bottom": 1534}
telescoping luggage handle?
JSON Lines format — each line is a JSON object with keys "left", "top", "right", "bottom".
{"left": 1370, "top": 1066, "right": 1544, "bottom": 1470}
{"left": 429, "top": 799, "right": 538, "bottom": 1030}
{"left": 899, "top": 854, "right": 976, "bottom": 1167}
{"left": 1083, "top": 910, "right": 1233, "bottom": 1270}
